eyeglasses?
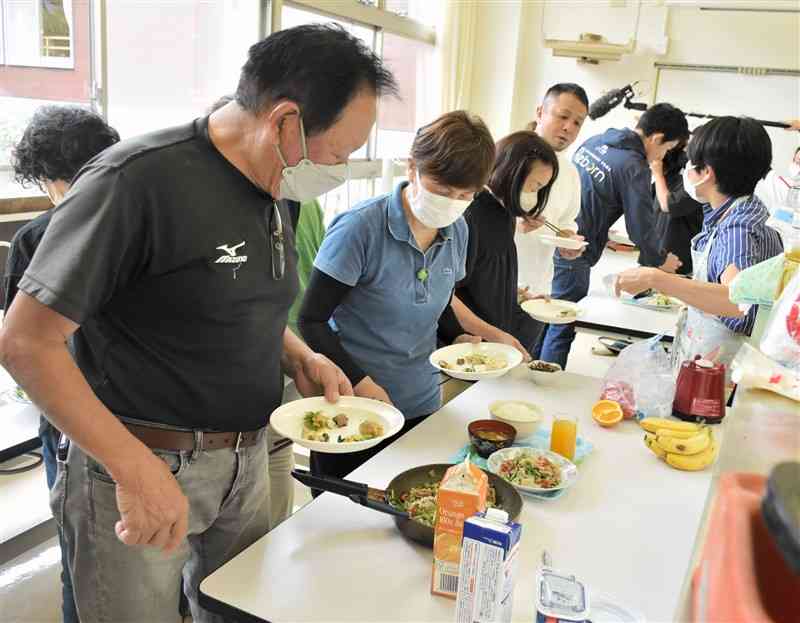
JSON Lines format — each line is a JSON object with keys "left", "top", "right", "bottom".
{"left": 267, "top": 201, "right": 285, "bottom": 281}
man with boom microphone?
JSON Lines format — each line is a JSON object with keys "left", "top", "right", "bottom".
{"left": 539, "top": 102, "right": 690, "bottom": 368}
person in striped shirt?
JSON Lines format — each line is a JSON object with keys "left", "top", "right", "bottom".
{"left": 616, "top": 116, "right": 783, "bottom": 375}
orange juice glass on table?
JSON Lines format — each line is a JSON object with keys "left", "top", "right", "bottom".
{"left": 550, "top": 413, "right": 577, "bottom": 461}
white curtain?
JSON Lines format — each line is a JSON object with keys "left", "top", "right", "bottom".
{"left": 63, "top": 0, "right": 73, "bottom": 34}
{"left": 437, "top": 0, "right": 479, "bottom": 113}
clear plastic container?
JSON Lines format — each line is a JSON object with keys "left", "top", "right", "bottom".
{"left": 536, "top": 567, "right": 590, "bottom": 621}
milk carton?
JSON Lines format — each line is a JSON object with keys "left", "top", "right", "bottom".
{"left": 432, "top": 459, "right": 489, "bottom": 598}
{"left": 455, "top": 509, "right": 522, "bottom": 623}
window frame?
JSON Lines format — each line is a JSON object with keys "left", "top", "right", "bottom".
{"left": 0, "top": 0, "right": 76, "bottom": 70}
{"left": 284, "top": 0, "right": 434, "bottom": 44}
{"left": 269, "top": 0, "right": 432, "bottom": 171}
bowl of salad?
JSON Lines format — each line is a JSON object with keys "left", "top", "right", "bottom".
{"left": 486, "top": 447, "right": 578, "bottom": 494}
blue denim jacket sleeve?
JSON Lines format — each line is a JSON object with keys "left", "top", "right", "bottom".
{"left": 623, "top": 163, "right": 667, "bottom": 267}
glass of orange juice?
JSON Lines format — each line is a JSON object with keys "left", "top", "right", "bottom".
{"left": 550, "top": 413, "right": 577, "bottom": 461}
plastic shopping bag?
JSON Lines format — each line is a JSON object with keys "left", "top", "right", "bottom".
{"left": 760, "top": 269, "right": 800, "bottom": 370}
{"left": 599, "top": 335, "right": 676, "bottom": 419}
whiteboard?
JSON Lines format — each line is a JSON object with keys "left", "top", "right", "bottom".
{"left": 655, "top": 68, "right": 800, "bottom": 170}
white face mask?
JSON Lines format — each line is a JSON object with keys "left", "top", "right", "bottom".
{"left": 682, "top": 161, "right": 710, "bottom": 203}
{"left": 275, "top": 117, "right": 348, "bottom": 202}
{"left": 408, "top": 175, "right": 471, "bottom": 229}
{"left": 789, "top": 163, "right": 800, "bottom": 178}
{"left": 520, "top": 191, "right": 538, "bottom": 213}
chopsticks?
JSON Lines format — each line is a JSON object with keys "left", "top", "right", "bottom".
{"left": 269, "top": 437, "right": 294, "bottom": 456}
{"left": 543, "top": 219, "right": 565, "bottom": 237}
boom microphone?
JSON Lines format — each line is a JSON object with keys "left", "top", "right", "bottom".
{"left": 588, "top": 85, "right": 633, "bottom": 120}
{"left": 588, "top": 82, "right": 789, "bottom": 128}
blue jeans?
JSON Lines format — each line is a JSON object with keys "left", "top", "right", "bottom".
{"left": 539, "top": 256, "right": 591, "bottom": 368}
{"left": 40, "top": 418, "right": 79, "bottom": 623}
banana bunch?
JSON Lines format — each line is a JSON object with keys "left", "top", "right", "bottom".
{"left": 640, "top": 418, "right": 719, "bottom": 471}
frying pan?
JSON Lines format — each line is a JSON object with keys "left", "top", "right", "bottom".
{"left": 292, "top": 463, "right": 523, "bottom": 548}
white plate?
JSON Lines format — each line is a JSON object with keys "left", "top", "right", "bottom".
{"left": 0, "top": 386, "right": 31, "bottom": 405}
{"left": 590, "top": 593, "right": 647, "bottom": 623}
{"left": 430, "top": 342, "right": 522, "bottom": 381}
{"left": 536, "top": 234, "right": 588, "bottom": 250}
{"left": 521, "top": 299, "right": 583, "bottom": 324}
{"left": 487, "top": 447, "right": 578, "bottom": 493}
{"left": 608, "top": 230, "right": 635, "bottom": 246}
{"left": 622, "top": 294, "right": 682, "bottom": 312}
{"left": 269, "top": 396, "right": 404, "bottom": 454}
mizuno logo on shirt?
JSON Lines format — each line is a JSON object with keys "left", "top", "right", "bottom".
{"left": 215, "top": 241, "right": 247, "bottom": 278}
{"left": 216, "top": 241, "right": 246, "bottom": 257}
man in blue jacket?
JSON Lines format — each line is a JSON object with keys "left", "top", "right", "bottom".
{"left": 540, "top": 103, "right": 689, "bottom": 367}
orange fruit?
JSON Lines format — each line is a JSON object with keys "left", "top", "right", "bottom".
{"left": 592, "top": 400, "right": 624, "bottom": 428}
{"left": 434, "top": 532, "right": 461, "bottom": 562}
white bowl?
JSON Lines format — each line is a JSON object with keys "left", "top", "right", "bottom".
{"left": 430, "top": 342, "right": 523, "bottom": 381}
{"left": 488, "top": 400, "right": 543, "bottom": 439}
{"left": 527, "top": 360, "right": 564, "bottom": 386}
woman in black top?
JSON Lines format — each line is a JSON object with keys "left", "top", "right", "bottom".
{"left": 651, "top": 145, "right": 703, "bottom": 275}
{"left": 448, "top": 131, "right": 559, "bottom": 356}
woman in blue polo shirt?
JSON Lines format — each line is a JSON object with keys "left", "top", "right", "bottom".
{"left": 298, "top": 111, "right": 496, "bottom": 478}
{"left": 617, "top": 116, "right": 783, "bottom": 382}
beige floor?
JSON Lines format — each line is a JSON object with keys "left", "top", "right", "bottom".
{"left": 0, "top": 485, "right": 313, "bottom": 623}
{"left": 0, "top": 536, "right": 62, "bottom": 623}
{"left": 0, "top": 328, "right": 616, "bottom": 623}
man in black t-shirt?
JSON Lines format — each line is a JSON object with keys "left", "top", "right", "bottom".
{"left": 0, "top": 25, "right": 397, "bottom": 623}
{"left": 4, "top": 104, "right": 119, "bottom": 623}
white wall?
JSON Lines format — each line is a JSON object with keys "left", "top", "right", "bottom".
{"left": 467, "top": 0, "right": 800, "bottom": 164}
{"left": 468, "top": 1, "right": 523, "bottom": 139}
{"left": 105, "top": 0, "right": 259, "bottom": 139}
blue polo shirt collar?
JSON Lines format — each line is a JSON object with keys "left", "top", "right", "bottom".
{"left": 387, "top": 181, "right": 454, "bottom": 244}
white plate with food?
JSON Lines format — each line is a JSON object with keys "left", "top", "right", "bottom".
{"left": 1, "top": 385, "right": 32, "bottom": 405}
{"left": 607, "top": 229, "right": 635, "bottom": 246}
{"left": 622, "top": 292, "right": 683, "bottom": 312}
{"left": 536, "top": 233, "right": 587, "bottom": 250}
{"left": 487, "top": 447, "right": 578, "bottom": 493}
{"left": 269, "top": 396, "right": 404, "bottom": 454}
{"left": 521, "top": 298, "right": 583, "bottom": 324}
{"left": 430, "top": 342, "right": 522, "bottom": 381}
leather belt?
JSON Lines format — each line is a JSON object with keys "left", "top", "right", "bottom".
{"left": 124, "top": 423, "right": 263, "bottom": 452}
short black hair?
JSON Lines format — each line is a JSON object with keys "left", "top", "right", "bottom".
{"left": 636, "top": 103, "right": 689, "bottom": 142}
{"left": 488, "top": 131, "right": 559, "bottom": 219}
{"left": 543, "top": 83, "right": 589, "bottom": 110}
{"left": 236, "top": 24, "right": 398, "bottom": 136}
{"left": 11, "top": 105, "right": 120, "bottom": 188}
{"left": 687, "top": 116, "right": 772, "bottom": 197}
{"left": 794, "top": 146, "right": 800, "bottom": 156}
